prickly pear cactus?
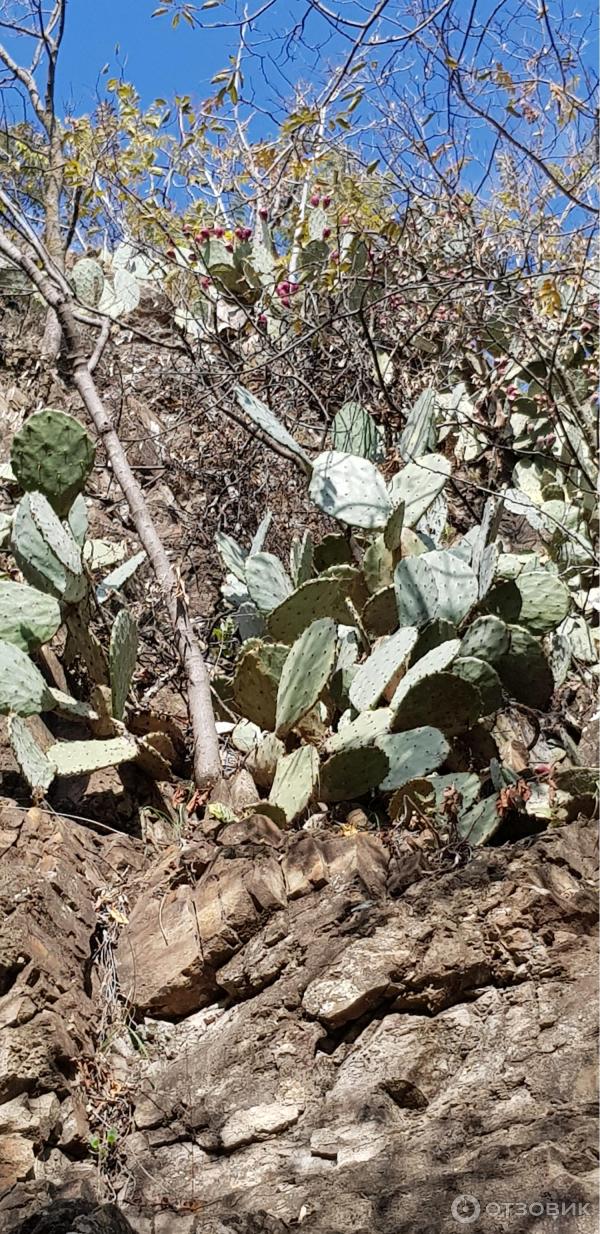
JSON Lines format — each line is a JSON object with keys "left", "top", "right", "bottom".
{"left": 11, "top": 410, "right": 96, "bottom": 517}
{"left": 391, "top": 671, "right": 481, "bottom": 736}
{"left": 268, "top": 744, "right": 319, "bottom": 823}
{"left": 268, "top": 577, "right": 351, "bottom": 643}
{"left": 309, "top": 450, "right": 392, "bottom": 529}
{"left": 459, "top": 615, "right": 509, "bottom": 662}
{"left": 8, "top": 716, "right": 56, "bottom": 797}
{"left": 232, "top": 640, "right": 289, "bottom": 729}
{"left": 387, "top": 453, "right": 450, "bottom": 527}
{"left": 0, "top": 639, "right": 55, "bottom": 716}
{"left": 109, "top": 608, "right": 138, "bottom": 721}
{"left": 0, "top": 581, "right": 61, "bottom": 652}
{"left": 275, "top": 618, "right": 337, "bottom": 736}
{"left": 376, "top": 726, "right": 449, "bottom": 791}
{"left": 349, "top": 626, "right": 418, "bottom": 712}
{"left": 71, "top": 257, "right": 105, "bottom": 307}
{"left": 12, "top": 491, "right": 86, "bottom": 604}
{"left": 330, "top": 402, "right": 385, "bottom": 462}
{"left": 319, "top": 744, "right": 389, "bottom": 802}
{"left": 48, "top": 736, "right": 138, "bottom": 777}
{"left": 245, "top": 552, "right": 293, "bottom": 613}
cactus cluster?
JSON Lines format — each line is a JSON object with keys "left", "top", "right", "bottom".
{"left": 1, "top": 410, "right": 153, "bottom": 800}
{"left": 214, "top": 392, "right": 581, "bottom": 842}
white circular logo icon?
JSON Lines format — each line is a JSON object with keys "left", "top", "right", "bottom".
{"left": 451, "top": 1195, "right": 481, "bottom": 1224}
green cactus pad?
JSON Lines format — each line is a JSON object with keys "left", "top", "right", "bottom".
{"left": 391, "top": 671, "right": 481, "bottom": 736}
{"left": 235, "top": 385, "right": 311, "bottom": 471}
{"left": 215, "top": 531, "right": 247, "bottom": 582}
{"left": 0, "top": 581, "right": 61, "bottom": 652}
{"left": 349, "top": 626, "right": 419, "bottom": 712}
{"left": 11, "top": 410, "right": 95, "bottom": 517}
{"left": 459, "top": 615, "right": 509, "bottom": 662}
{"left": 290, "top": 530, "right": 314, "bottom": 586}
{"left": 48, "top": 736, "right": 138, "bottom": 777}
{"left": 71, "top": 257, "right": 104, "bottom": 307}
{"left": 268, "top": 577, "right": 354, "bottom": 643}
{"left": 309, "top": 450, "right": 392, "bottom": 530}
{"left": 269, "top": 744, "right": 319, "bottom": 823}
{"left": 0, "top": 639, "right": 55, "bottom": 716}
{"left": 395, "top": 551, "right": 478, "bottom": 629}
{"left": 245, "top": 552, "right": 293, "bottom": 613}
{"left": 408, "top": 620, "right": 458, "bottom": 667}
{"left": 363, "top": 535, "right": 394, "bottom": 594}
{"left": 109, "top": 608, "right": 138, "bottom": 721}
{"left": 67, "top": 494, "right": 89, "bottom": 546}
{"left": 275, "top": 618, "right": 337, "bottom": 736}
{"left": 319, "top": 744, "right": 389, "bottom": 802}
{"left": 330, "top": 402, "right": 385, "bottom": 462}
{"left": 233, "top": 640, "right": 289, "bottom": 728}
{"left": 376, "top": 726, "right": 449, "bottom": 791}
{"left": 8, "top": 715, "right": 56, "bottom": 796}
{"left": 495, "top": 624, "right": 554, "bottom": 709}
{"left": 394, "top": 554, "right": 439, "bottom": 628}
{"left": 362, "top": 586, "right": 399, "bottom": 637}
{"left": 484, "top": 571, "right": 570, "bottom": 635}
{"left": 383, "top": 501, "right": 405, "bottom": 553}
{"left": 453, "top": 656, "right": 503, "bottom": 714}
{"left": 398, "top": 387, "right": 437, "bottom": 460}
{"left": 387, "top": 453, "right": 450, "bottom": 527}
{"left": 456, "top": 796, "right": 501, "bottom": 846}
{"left": 247, "top": 731, "right": 285, "bottom": 790}
{"left": 325, "top": 707, "right": 392, "bottom": 756}
{"left": 250, "top": 512, "right": 273, "bottom": 555}
{"left": 313, "top": 533, "right": 353, "bottom": 573}
{"left": 12, "top": 492, "right": 86, "bottom": 603}
{"left": 391, "top": 639, "right": 461, "bottom": 713}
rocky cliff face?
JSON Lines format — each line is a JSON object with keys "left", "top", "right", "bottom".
{"left": 0, "top": 802, "right": 597, "bottom": 1234}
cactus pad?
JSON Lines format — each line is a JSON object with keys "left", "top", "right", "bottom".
{"left": 275, "top": 618, "right": 337, "bottom": 736}
{"left": 485, "top": 571, "right": 570, "bottom": 635}
{"left": 495, "top": 624, "right": 554, "bottom": 709}
{"left": 8, "top": 715, "right": 56, "bottom": 796}
{"left": 319, "top": 744, "right": 389, "bottom": 802}
{"left": 330, "top": 402, "right": 385, "bottom": 461}
{"left": 48, "top": 736, "right": 138, "bottom": 777}
{"left": 459, "top": 615, "right": 509, "bottom": 662}
{"left": 0, "top": 581, "right": 61, "bottom": 652}
{"left": 362, "top": 586, "right": 398, "bottom": 637}
{"left": 388, "top": 453, "right": 450, "bottom": 527}
{"left": 71, "top": 257, "right": 104, "bottom": 307}
{"left": 376, "top": 726, "right": 449, "bottom": 791}
{"left": 11, "top": 410, "right": 95, "bottom": 517}
{"left": 325, "top": 707, "right": 392, "bottom": 756}
{"left": 309, "top": 450, "right": 392, "bottom": 529}
{"left": 245, "top": 552, "right": 293, "bottom": 613}
{"left": 349, "top": 626, "right": 418, "bottom": 712}
{"left": 233, "top": 640, "right": 289, "bottom": 728}
{"left": 453, "top": 656, "right": 503, "bottom": 714}
{"left": 290, "top": 530, "right": 314, "bottom": 586}
{"left": 391, "top": 671, "right": 481, "bottom": 736}
{"left": 12, "top": 492, "right": 86, "bottom": 603}
{"left": 109, "top": 608, "right": 138, "bottom": 721}
{"left": 268, "top": 577, "right": 354, "bottom": 643}
{"left": 269, "top": 744, "right": 319, "bottom": 823}
{"left": 0, "top": 639, "right": 55, "bottom": 716}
